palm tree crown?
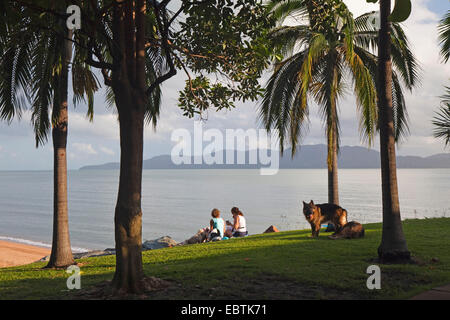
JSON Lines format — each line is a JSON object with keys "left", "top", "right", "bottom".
{"left": 260, "top": 0, "right": 418, "bottom": 158}
{"left": 0, "top": 5, "right": 99, "bottom": 145}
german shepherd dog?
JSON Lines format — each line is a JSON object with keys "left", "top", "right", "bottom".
{"left": 328, "top": 221, "right": 365, "bottom": 239}
{"left": 302, "top": 200, "right": 348, "bottom": 237}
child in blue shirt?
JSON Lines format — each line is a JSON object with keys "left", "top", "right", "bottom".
{"left": 209, "top": 208, "right": 225, "bottom": 241}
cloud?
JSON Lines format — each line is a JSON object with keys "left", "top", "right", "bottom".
{"left": 70, "top": 112, "right": 119, "bottom": 141}
{"left": 100, "top": 146, "right": 115, "bottom": 155}
{"left": 0, "top": 0, "right": 449, "bottom": 170}
{"left": 72, "top": 143, "right": 98, "bottom": 155}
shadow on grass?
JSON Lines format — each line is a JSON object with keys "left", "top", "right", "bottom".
{"left": 0, "top": 273, "right": 114, "bottom": 300}
{"left": 1, "top": 219, "right": 449, "bottom": 300}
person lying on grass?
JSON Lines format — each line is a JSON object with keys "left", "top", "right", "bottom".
{"left": 209, "top": 208, "right": 225, "bottom": 241}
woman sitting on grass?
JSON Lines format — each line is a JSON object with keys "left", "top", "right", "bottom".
{"left": 231, "top": 207, "right": 248, "bottom": 237}
{"left": 209, "top": 208, "right": 225, "bottom": 241}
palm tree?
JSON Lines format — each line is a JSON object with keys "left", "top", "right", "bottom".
{"left": 261, "top": 0, "right": 417, "bottom": 210}
{"left": 0, "top": 3, "right": 99, "bottom": 267}
{"left": 376, "top": 0, "right": 411, "bottom": 262}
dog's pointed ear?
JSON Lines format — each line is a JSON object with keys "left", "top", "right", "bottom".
{"left": 302, "top": 201, "right": 306, "bottom": 206}
{"left": 310, "top": 200, "right": 314, "bottom": 205}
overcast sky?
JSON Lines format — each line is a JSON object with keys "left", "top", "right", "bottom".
{"left": 0, "top": 0, "right": 449, "bottom": 170}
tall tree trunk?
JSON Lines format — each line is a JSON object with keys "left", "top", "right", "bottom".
{"left": 325, "top": 97, "right": 339, "bottom": 232}
{"left": 111, "top": 90, "right": 145, "bottom": 294}
{"left": 46, "top": 29, "right": 74, "bottom": 268}
{"left": 110, "top": 0, "right": 147, "bottom": 293}
{"left": 377, "top": 0, "right": 410, "bottom": 263}
{"left": 327, "top": 58, "right": 339, "bottom": 206}
{"left": 327, "top": 130, "right": 339, "bottom": 206}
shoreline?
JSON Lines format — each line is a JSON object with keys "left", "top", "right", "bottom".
{"left": 0, "top": 240, "right": 51, "bottom": 268}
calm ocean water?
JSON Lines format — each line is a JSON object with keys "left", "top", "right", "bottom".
{"left": 0, "top": 169, "right": 449, "bottom": 251}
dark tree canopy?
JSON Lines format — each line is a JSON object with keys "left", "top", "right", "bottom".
{"left": 1, "top": 0, "right": 275, "bottom": 120}
{"left": 175, "top": 0, "right": 274, "bottom": 117}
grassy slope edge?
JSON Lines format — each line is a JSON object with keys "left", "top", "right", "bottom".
{"left": 1, "top": 218, "right": 449, "bottom": 299}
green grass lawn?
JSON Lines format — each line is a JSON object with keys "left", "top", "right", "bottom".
{"left": 1, "top": 218, "right": 450, "bottom": 300}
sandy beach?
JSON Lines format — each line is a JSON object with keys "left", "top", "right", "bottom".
{"left": 0, "top": 240, "right": 50, "bottom": 268}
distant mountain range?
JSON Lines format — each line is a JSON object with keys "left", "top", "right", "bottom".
{"left": 79, "top": 144, "right": 450, "bottom": 170}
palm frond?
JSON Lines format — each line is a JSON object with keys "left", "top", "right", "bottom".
{"left": 433, "top": 87, "right": 450, "bottom": 147}
{"left": 345, "top": 45, "right": 378, "bottom": 146}
{"left": 391, "top": 71, "right": 409, "bottom": 142}
{"left": 30, "top": 29, "right": 60, "bottom": 147}
{"left": 353, "top": 46, "right": 409, "bottom": 143}
{"left": 354, "top": 16, "right": 420, "bottom": 91}
{"left": 266, "top": 0, "right": 308, "bottom": 25}
{"left": 311, "top": 50, "right": 344, "bottom": 165}
{"left": 72, "top": 43, "right": 100, "bottom": 122}
{"left": 144, "top": 45, "right": 167, "bottom": 129}
{"left": 104, "top": 86, "right": 116, "bottom": 110}
{"left": 269, "top": 25, "right": 311, "bottom": 58}
{"left": 0, "top": 29, "right": 34, "bottom": 122}
{"left": 354, "top": 11, "right": 378, "bottom": 33}
{"left": 259, "top": 50, "right": 310, "bottom": 154}
{"left": 390, "top": 23, "right": 420, "bottom": 90}
{"left": 438, "top": 10, "right": 450, "bottom": 63}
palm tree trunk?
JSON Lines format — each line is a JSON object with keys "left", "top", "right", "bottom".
{"left": 327, "top": 134, "right": 339, "bottom": 206}
{"left": 46, "top": 29, "right": 74, "bottom": 268}
{"left": 326, "top": 98, "right": 339, "bottom": 232}
{"left": 377, "top": 0, "right": 410, "bottom": 263}
{"left": 327, "top": 75, "right": 339, "bottom": 206}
